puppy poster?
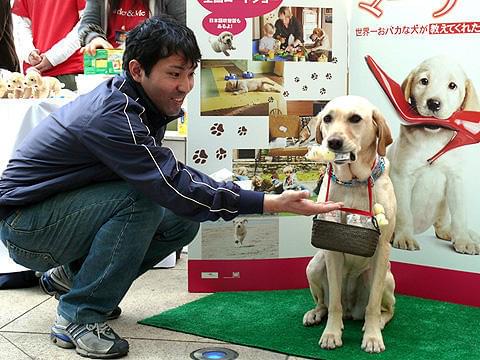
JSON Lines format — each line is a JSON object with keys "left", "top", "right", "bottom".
{"left": 186, "top": 0, "right": 348, "bottom": 292}
{"left": 350, "top": 0, "right": 480, "bottom": 306}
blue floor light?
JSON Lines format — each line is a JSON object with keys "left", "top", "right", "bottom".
{"left": 190, "top": 347, "right": 239, "bottom": 360}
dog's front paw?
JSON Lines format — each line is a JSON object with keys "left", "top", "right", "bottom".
{"left": 303, "top": 308, "right": 325, "bottom": 326}
{"left": 452, "top": 232, "right": 480, "bottom": 255}
{"left": 392, "top": 234, "right": 420, "bottom": 251}
{"left": 361, "top": 330, "right": 385, "bottom": 353}
{"left": 319, "top": 329, "right": 343, "bottom": 349}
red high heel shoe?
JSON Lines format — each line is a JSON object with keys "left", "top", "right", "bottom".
{"left": 365, "top": 55, "right": 480, "bottom": 164}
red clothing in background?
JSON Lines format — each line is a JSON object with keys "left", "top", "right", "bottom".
{"left": 107, "top": 0, "right": 149, "bottom": 47}
{"left": 12, "top": 0, "right": 85, "bottom": 76}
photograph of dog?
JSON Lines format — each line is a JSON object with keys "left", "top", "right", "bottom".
{"left": 303, "top": 96, "right": 396, "bottom": 353}
{"left": 201, "top": 217, "right": 279, "bottom": 259}
{"left": 251, "top": 7, "right": 333, "bottom": 62}
{"left": 268, "top": 100, "right": 328, "bottom": 149}
{"left": 224, "top": 78, "right": 281, "bottom": 95}
{"left": 387, "top": 55, "right": 480, "bottom": 255}
{"left": 209, "top": 31, "right": 236, "bottom": 56}
{"left": 200, "top": 60, "right": 284, "bottom": 116}
{"left": 305, "top": 27, "right": 331, "bottom": 62}
{"left": 233, "top": 218, "right": 248, "bottom": 247}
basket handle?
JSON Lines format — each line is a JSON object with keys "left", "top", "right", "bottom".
{"left": 324, "top": 164, "right": 374, "bottom": 217}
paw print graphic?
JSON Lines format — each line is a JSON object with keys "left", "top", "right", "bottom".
{"left": 302, "top": 85, "right": 308, "bottom": 91}
{"left": 325, "top": 73, "right": 332, "bottom": 80}
{"left": 216, "top": 148, "right": 227, "bottom": 160}
{"left": 192, "top": 149, "right": 208, "bottom": 165}
{"left": 319, "top": 88, "right": 326, "bottom": 95}
{"left": 311, "top": 73, "right": 318, "bottom": 80}
{"left": 237, "top": 126, "right": 247, "bottom": 136}
{"left": 283, "top": 90, "right": 289, "bottom": 97}
{"left": 332, "top": 57, "right": 338, "bottom": 63}
{"left": 267, "top": 96, "right": 274, "bottom": 103}
{"left": 294, "top": 76, "right": 300, "bottom": 83}
{"left": 210, "top": 123, "right": 224, "bottom": 136}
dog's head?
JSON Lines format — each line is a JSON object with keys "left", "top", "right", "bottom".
{"left": 309, "top": 28, "right": 325, "bottom": 42}
{"left": 224, "top": 79, "right": 238, "bottom": 92}
{"left": 315, "top": 96, "right": 393, "bottom": 164}
{"left": 7, "top": 72, "right": 25, "bottom": 91}
{"left": 218, "top": 31, "right": 234, "bottom": 47}
{"left": 402, "top": 55, "right": 479, "bottom": 119}
{"left": 24, "top": 71, "right": 43, "bottom": 89}
{"left": 233, "top": 219, "right": 248, "bottom": 230}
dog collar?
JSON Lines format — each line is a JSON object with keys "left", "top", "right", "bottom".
{"left": 329, "top": 156, "right": 385, "bottom": 187}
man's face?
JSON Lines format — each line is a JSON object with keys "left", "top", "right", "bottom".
{"left": 133, "top": 53, "right": 196, "bottom": 116}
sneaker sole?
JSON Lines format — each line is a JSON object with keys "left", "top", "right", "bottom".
{"left": 51, "top": 329, "right": 128, "bottom": 359}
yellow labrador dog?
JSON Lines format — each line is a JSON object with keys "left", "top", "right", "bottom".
{"left": 388, "top": 55, "right": 480, "bottom": 254}
{"left": 304, "top": 96, "right": 396, "bottom": 353}
{"left": 224, "top": 79, "right": 281, "bottom": 95}
{"left": 210, "top": 31, "right": 236, "bottom": 56}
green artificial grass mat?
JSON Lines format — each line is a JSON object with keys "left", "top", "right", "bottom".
{"left": 139, "top": 289, "right": 479, "bottom": 360}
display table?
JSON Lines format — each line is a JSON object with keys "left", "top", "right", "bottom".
{"left": 0, "top": 98, "right": 71, "bottom": 274}
{"left": 0, "top": 98, "right": 186, "bottom": 273}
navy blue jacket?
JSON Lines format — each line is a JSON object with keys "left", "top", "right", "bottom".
{"left": 0, "top": 74, "right": 264, "bottom": 221}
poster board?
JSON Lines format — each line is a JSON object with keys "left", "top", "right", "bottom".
{"left": 349, "top": 0, "right": 480, "bottom": 306}
{"left": 186, "top": 0, "right": 348, "bottom": 292}
{"left": 186, "top": 0, "right": 479, "bottom": 306}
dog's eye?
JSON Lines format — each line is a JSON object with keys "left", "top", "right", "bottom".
{"left": 420, "top": 78, "right": 429, "bottom": 86}
{"left": 448, "top": 82, "right": 457, "bottom": 90}
{"left": 349, "top": 114, "right": 362, "bottom": 123}
{"left": 323, "top": 114, "right": 332, "bottom": 123}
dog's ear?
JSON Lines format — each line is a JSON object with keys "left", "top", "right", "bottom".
{"left": 462, "top": 79, "right": 480, "bottom": 111}
{"left": 244, "top": 219, "right": 248, "bottom": 224}
{"left": 401, "top": 70, "right": 415, "bottom": 102}
{"left": 314, "top": 115, "right": 323, "bottom": 144}
{"left": 372, "top": 108, "right": 393, "bottom": 156}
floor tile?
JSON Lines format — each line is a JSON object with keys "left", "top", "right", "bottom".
{"left": 0, "top": 334, "right": 31, "bottom": 360}
{"left": 0, "top": 286, "right": 49, "bottom": 329}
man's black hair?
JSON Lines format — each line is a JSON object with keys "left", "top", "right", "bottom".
{"left": 123, "top": 15, "right": 201, "bottom": 76}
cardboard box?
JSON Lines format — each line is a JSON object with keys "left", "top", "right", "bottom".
{"left": 84, "top": 49, "right": 124, "bottom": 75}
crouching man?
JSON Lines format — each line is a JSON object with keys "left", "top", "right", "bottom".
{"left": 0, "top": 16, "right": 342, "bottom": 359}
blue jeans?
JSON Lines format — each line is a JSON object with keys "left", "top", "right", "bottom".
{"left": 0, "top": 181, "right": 199, "bottom": 324}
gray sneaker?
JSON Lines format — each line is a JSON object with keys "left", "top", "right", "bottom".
{"left": 40, "top": 266, "right": 122, "bottom": 320}
{"left": 51, "top": 314, "right": 129, "bottom": 359}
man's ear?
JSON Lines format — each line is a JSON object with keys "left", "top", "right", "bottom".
{"left": 128, "top": 60, "right": 144, "bottom": 82}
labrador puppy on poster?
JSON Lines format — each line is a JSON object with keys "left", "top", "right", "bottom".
{"left": 209, "top": 31, "right": 236, "bottom": 56}
{"left": 224, "top": 78, "right": 281, "bottom": 95}
{"left": 387, "top": 55, "right": 480, "bottom": 255}
{"left": 304, "top": 96, "right": 396, "bottom": 353}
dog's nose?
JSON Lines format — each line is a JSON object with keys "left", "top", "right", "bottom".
{"left": 427, "top": 99, "right": 441, "bottom": 112}
{"left": 327, "top": 137, "right": 343, "bottom": 151}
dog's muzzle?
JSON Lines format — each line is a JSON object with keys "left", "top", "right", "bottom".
{"left": 327, "top": 136, "right": 356, "bottom": 164}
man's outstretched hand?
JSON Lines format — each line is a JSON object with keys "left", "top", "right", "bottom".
{"left": 263, "top": 190, "right": 343, "bottom": 216}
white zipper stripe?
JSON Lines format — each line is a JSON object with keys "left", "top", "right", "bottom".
{"left": 119, "top": 87, "right": 239, "bottom": 215}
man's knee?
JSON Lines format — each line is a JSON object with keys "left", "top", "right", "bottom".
{"left": 184, "top": 221, "right": 200, "bottom": 245}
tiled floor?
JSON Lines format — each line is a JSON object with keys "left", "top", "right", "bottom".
{"left": 0, "top": 255, "right": 310, "bottom": 360}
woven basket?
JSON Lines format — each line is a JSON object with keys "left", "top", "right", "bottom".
{"left": 311, "top": 216, "right": 380, "bottom": 257}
